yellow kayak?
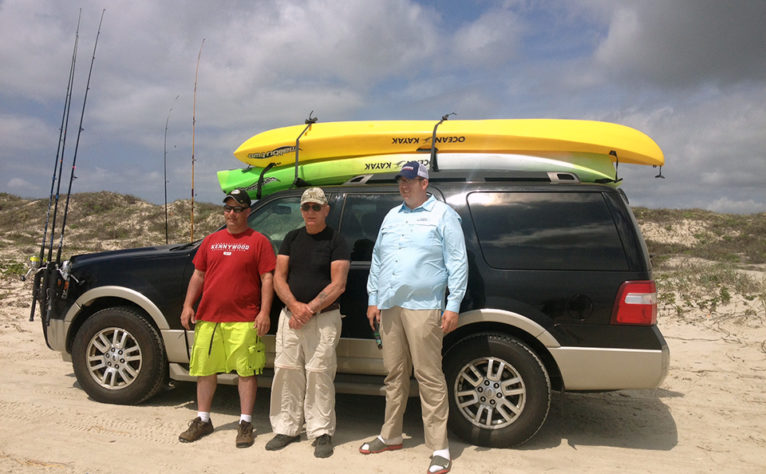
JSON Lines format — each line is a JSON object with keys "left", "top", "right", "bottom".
{"left": 233, "top": 119, "right": 664, "bottom": 168}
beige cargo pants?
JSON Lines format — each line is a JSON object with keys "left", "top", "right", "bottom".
{"left": 379, "top": 307, "right": 449, "bottom": 451}
{"left": 269, "top": 307, "right": 342, "bottom": 439}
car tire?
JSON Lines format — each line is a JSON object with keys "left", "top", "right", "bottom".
{"left": 71, "top": 306, "right": 167, "bottom": 405}
{"left": 443, "top": 333, "right": 551, "bottom": 447}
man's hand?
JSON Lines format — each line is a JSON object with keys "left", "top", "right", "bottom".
{"left": 367, "top": 305, "right": 381, "bottom": 331}
{"left": 253, "top": 310, "right": 270, "bottom": 337}
{"left": 288, "top": 301, "right": 314, "bottom": 330}
{"left": 180, "top": 306, "right": 196, "bottom": 330}
{"left": 441, "top": 310, "right": 459, "bottom": 334}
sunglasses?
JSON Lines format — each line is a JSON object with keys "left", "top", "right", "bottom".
{"left": 223, "top": 205, "right": 248, "bottom": 213}
{"left": 301, "top": 203, "right": 323, "bottom": 212}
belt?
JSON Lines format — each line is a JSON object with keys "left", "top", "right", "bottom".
{"left": 318, "top": 302, "right": 340, "bottom": 314}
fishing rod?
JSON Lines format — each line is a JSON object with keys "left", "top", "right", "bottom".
{"left": 190, "top": 38, "right": 204, "bottom": 242}
{"left": 55, "top": 10, "right": 105, "bottom": 266}
{"left": 45, "top": 9, "right": 105, "bottom": 326}
{"left": 29, "top": 11, "right": 81, "bottom": 322}
{"left": 53, "top": 8, "right": 105, "bottom": 275}
{"left": 164, "top": 95, "right": 180, "bottom": 244}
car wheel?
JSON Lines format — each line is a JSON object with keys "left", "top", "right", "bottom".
{"left": 443, "top": 333, "right": 551, "bottom": 447}
{"left": 71, "top": 306, "right": 167, "bottom": 405}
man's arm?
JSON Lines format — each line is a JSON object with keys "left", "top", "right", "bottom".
{"left": 180, "top": 269, "right": 205, "bottom": 330}
{"left": 441, "top": 208, "right": 468, "bottom": 334}
{"left": 253, "top": 271, "right": 273, "bottom": 336}
{"left": 307, "top": 259, "right": 350, "bottom": 313}
{"left": 273, "top": 254, "right": 314, "bottom": 327}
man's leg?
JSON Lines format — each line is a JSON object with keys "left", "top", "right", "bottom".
{"left": 402, "top": 308, "right": 449, "bottom": 452}
{"left": 379, "top": 306, "right": 411, "bottom": 444}
{"left": 304, "top": 309, "right": 341, "bottom": 438}
{"left": 179, "top": 374, "right": 217, "bottom": 443}
{"left": 238, "top": 375, "right": 257, "bottom": 416}
{"left": 267, "top": 308, "right": 305, "bottom": 449}
{"left": 197, "top": 374, "right": 217, "bottom": 412}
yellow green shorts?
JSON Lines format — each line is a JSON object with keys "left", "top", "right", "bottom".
{"left": 189, "top": 321, "right": 266, "bottom": 377}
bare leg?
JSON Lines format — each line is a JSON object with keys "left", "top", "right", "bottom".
{"left": 238, "top": 375, "right": 257, "bottom": 416}
{"left": 197, "top": 374, "right": 217, "bottom": 412}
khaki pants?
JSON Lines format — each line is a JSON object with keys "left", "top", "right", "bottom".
{"left": 269, "top": 307, "right": 341, "bottom": 439}
{"left": 380, "top": 307, "right": 448, "bottom": 451}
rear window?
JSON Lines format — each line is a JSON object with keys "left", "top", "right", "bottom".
{"left": 467, "top": 191, "right": 628, "bottom": 271}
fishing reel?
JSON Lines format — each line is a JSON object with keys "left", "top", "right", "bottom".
{"left": 20, "top": 255, "right": 44, "bottom": 282}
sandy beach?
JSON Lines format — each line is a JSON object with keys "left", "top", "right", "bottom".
{"left": 1, "top": 268, "right": 764, "bottom": 473}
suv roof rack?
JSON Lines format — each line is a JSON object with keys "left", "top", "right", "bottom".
{"left": 342, "top": 170, "right": 581, "bottom": 186}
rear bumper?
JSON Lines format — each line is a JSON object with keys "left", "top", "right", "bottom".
{"left": 549, "top": 341, "right": 669, "bottom": 390}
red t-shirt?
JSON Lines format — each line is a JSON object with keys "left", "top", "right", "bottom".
{"left": 193, "top": 228, "right": 276, "bottom": 323}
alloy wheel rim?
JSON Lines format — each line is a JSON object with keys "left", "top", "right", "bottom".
{"left": 454, "top": 356, "right": 526, "bottom": 429}
{"left": 85, "top": 326, "right": 142, "bottom": 389}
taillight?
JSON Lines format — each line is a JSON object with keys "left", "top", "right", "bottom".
{"left": 611, "top": 280, "right": 657, "bottom": 325}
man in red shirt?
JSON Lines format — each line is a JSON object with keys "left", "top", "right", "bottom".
{"left": 178, "top": 188, "right": 276, "bottom": 448}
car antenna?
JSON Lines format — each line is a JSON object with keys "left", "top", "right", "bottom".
{"left": 293, "top": 111, "right": 317, "bottom": 187}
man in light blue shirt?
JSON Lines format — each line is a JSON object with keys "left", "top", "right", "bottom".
{"left": 360, "top": 161, "right": 467, "bottom": 474}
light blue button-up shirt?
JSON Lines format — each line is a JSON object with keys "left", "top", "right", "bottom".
{"left": 367, "top": 195, "right": 468, "bottom": 313}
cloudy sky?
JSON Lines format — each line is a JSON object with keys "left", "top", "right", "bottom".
{"left": 1, "top": 0, "right": 764, "bottom": 213}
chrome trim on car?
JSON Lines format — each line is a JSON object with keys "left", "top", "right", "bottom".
{"left": 63, "top": 286, "right": 170, "bottom": 330}
{"left": 549, "top": 345, "right": 670, "bottom": 390}
{"left": 457, "top": 308, "right": 561, "bottom": 348}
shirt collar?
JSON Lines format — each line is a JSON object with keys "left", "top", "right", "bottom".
{"left": 398, "top": 194, "right": 435, "bottom": 213}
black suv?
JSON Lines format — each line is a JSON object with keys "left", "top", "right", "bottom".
{"left": 40, "top": 170, "right": 669, "bottom": 447}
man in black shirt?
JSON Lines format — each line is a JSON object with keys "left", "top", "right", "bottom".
{"left": 266, "top": 187, "right": 350, "bottom": 458}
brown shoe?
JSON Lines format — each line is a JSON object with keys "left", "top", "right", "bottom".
{"left": 179, "top": 417, "right": 214, "bottom": 443}
{"left": 236, "top": 420, "right": 255, "bottom": 448}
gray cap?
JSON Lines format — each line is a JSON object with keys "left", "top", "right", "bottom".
{"left": 300, "top": 187, "right": 328, "bottom": 205}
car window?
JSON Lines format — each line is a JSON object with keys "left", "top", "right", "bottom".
{"left": 467, "top": 191, "right": 628, "bottom": 271}
{"left": 248, "top": 196, "right": 304, "bottom": 253}
{"left": 340, "top": 193, "right": 402, "bottom": 261}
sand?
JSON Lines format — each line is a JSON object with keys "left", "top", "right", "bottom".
{"left": 1, "top": 271, "right": 764, "bottom": 473}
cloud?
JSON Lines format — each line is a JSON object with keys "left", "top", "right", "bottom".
{"left": 7, "top": 177, "right": 35, "bottom": 190}
{"left": 0, "top": 0, "right": 763, "bottom": 214}
{"left": 451, "top": 8, "right": 523, "bottom": 68}
{"left": 0, "top": 114, "right": 56, "bottom": 155}
{"left": 592, "top": 0, "right": 766, "bottom": 87}
{"left": 708, "top": 197, "right": 765, "bottom": 215}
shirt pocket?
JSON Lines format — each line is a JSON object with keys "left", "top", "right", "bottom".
{"left": 410, "top": 221, "right": 440, "bottom": 248}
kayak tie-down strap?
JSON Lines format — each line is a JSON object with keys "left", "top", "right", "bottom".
{"left": 294, "top": 111, "right": 318, "bottom": 187}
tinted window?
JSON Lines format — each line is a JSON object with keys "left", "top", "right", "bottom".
{"left": 467, "top": 192, "right": 628, "bottom": 271}
{"left": 248, "top": 196, "right": 303, "bottom": 253}
{"left": 339, "top": 193, "right": 402, "bottom": 261}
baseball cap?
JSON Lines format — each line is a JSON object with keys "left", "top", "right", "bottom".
{"left": 223, "top": 188, "right": 251, "bottom": 207}
{"left": 395, "top": 161, "right": 429, "bottom": 180}
{"left": 300, "top": 187, "right": 328, "bottom": 205}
